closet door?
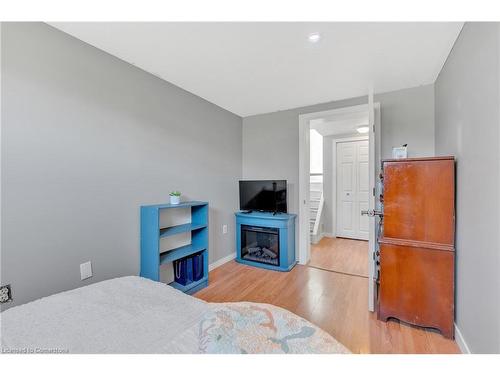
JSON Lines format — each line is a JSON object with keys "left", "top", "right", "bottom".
{"left": 336, "top": 140, "right": 369, "bottom": 240}
{"left": 336, "top": 142, "right": 356, "bottom": 238}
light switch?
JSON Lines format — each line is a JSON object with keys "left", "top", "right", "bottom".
{"left": 222, "top": 224, "right": 228, "bottom": 234}
{"left": 80, "top": 261, "right": 92, "bottom": 280}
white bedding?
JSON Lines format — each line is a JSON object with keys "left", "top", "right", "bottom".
{"left": 0, "top": 276, "right": 349, "bottom": 354}
{"left": 1, "top": 276, "right": 207, "bottom": 353}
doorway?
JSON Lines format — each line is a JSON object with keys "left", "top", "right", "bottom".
{"left": 298, "top": 101, "right": 381, "bottom": 311}
{"left": 308, "top": 118, "right": 369, "bottom": 277}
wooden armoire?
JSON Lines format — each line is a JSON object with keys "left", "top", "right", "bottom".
{"left": 378, "top": 156, "right": 455, "bottom": 339}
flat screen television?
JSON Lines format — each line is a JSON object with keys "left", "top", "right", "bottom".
{"left": 239, "top": 180, "right": 287, "bottom": 213}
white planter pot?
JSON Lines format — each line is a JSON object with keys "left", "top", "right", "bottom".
{"left": 170, "top": 195, "right": 181, "bottom": 205}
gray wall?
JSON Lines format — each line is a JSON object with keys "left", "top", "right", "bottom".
{"left": 243, "top": 85, "right": 435, "bottom": 237}
{"left": 435, "top": 22, "right": 500, "bottom": 353}
{"left": 1, "top": 23, "right": 242, "bottom": 309}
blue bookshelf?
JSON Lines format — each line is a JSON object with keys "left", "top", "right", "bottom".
{"left": 140, "top": 201, "right": 209, "bottom": 294}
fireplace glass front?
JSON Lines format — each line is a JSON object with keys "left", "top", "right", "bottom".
{"left": 241, "top": 224, "right": 280, "bottom": 266}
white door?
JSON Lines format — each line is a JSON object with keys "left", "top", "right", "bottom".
{"left": 367, "top": 89, "right": 377, "bottom": 312}
{"left": 357, "top": 141, "right": 370, "bottom": 239}
{"left": 336, "top": 140, "right": 369, "bottom": 240}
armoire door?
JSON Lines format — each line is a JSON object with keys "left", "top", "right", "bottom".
{"left": 336, "top": 139, "right": 369, "bottom": 240}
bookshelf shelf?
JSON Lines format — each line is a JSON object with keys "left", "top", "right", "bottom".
{"left": 160, "top": 244, "right": 206, "bottom": 264}
{"left": 159, "top": 223, "right": 207, "bottom": 237}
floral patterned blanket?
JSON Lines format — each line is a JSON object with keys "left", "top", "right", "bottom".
{"left": 194, "top": 302, "right": 350, "bottom": 354}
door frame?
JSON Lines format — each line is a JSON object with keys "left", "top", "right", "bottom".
{"left": 298, "top": 102, "right": 381, "bottom": 264}
{"left": 332, "top": 136, "right": 369, "bottom": 240}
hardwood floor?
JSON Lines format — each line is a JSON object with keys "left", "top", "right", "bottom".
{"left": 309, "top": 237, "right": 368, "bottom": 277}
{"left": 195, "top": 260, "right": 460, "bottom": 354}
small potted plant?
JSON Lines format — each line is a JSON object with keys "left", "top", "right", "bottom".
{"left": 169, "top": 191, "right": 181, "bottom": 205}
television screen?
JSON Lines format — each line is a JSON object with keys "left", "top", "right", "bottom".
{"left": 239, "top": 180, "right": 287, "bottom": 213}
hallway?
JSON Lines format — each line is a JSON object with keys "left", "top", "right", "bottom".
{"left": 309, "top": 237, "right": 368, "bottom": 277}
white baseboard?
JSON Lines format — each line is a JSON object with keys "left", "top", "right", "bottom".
{"left": 209, "top": 252, "right": 236, "bottom": 272}
{"left": 311, "top": 232, "right": 325, "bottom": 244}
{"left": 455, "top": 323, "right": 471, "bottom": 354}
{"left": 311, "top": 232, "right": 335, "bottom": 244}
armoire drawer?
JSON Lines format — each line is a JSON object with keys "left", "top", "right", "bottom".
{"left": 378, "top": 243, "right": 455, "bottom": 339}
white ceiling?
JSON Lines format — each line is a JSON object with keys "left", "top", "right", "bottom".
{"left": 311, "top": 111, "right": 369, "bottom": 137}
{"left": 49, "top": 22, "right": 463, "bottom": 117}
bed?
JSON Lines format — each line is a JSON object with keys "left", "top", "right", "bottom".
{"left": 0, "top": 276, "right": 350, "bottom": 354}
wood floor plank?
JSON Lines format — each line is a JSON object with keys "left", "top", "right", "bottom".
{"left": 309, "top": 237, "right": 369, "bottom": 276}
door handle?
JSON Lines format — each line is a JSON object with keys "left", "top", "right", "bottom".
{"left": 361, "top": 209, "right": 383, "bottom": 217}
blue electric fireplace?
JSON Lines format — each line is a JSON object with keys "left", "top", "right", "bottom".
{"left": 235, "top": 211, "right": 296, "bottom": 272}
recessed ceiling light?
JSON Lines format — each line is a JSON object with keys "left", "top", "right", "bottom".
{"left": 308, "top": 32, "right": 321, "bottom": 43}
{"left": 357, "top": 126, "right": 369, "bottom": 134}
